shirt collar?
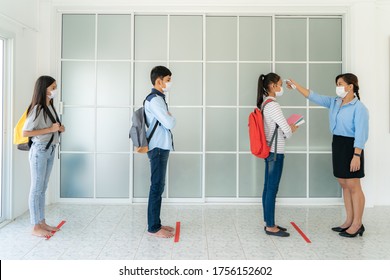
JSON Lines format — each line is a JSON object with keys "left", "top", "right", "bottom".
{"left": 151, "top": 88, "right": 166, "bottom": 99}
{"left": 337, "top": 96, "right": 358, "bottom": 106}
{"left": 265, "top": 96, "right": 276, "bottom": 101}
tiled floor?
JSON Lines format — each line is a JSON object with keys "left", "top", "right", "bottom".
{"left": 1, "top": 204, "right": 390, "bottom": 260}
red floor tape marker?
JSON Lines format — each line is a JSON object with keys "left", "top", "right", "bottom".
{"left": 46, "top": 220, "right": 66, "bottom": 240}
{"left": 291, "top": 222, "right": 311, "bottom": 243}
{"left": 174, "top": 221, "right": 181, "bottom": 243}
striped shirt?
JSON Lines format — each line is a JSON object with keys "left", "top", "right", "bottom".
{"left": 262, "top": 96, "right": 292, "bottom": 154}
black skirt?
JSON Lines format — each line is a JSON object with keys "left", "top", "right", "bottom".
{"left": 332, "top": 135, "right": 365, "bottom": 179}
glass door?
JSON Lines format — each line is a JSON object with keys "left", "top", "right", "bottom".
{"left": 0, "top": 37, "right": 4, "bottom": 220}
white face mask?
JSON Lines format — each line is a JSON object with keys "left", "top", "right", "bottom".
{"left": 336, "top": 86, "right": 348, "bottom": 98}
{"left": 275, "top": 87, "right": 284, "bottom": 97}
{"left": 162, "top": 82, "right": 172, "bottom": 93}
{"left": 48, "top": 89, "right": 58, "bottom": 99}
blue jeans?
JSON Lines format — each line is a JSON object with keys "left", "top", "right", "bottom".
{"left": 147, "top": 148, "right": 170, "bottom": 233}
{"left": 262, "top": 152, "right": 285, "bottom": 227}
{"left": 28, "top": 142, "right": 56, "bottom": 225}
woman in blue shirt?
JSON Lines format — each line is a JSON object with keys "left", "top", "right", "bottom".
{"left": 287, "top": 73, "right": 369, "bottom": 238}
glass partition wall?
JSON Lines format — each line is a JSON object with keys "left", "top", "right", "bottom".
{"left": 0, "top": 38, "right": 4, "bottom": 219}
{"left": 60, "top": 14, "right": 342, "bottom": 203}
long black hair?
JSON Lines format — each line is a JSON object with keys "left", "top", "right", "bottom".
{"left": 335, "top": 73, "right": 360, "bottom": 100}
{"left": 27, "top": 75, "right": 56, "bottom": 121}
{"left": 257, "top": 72, "right": 281, "bottom": 109}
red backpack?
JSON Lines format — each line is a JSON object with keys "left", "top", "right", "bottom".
{"left": 248, "top": 99, "right": 278, "bottom": 158}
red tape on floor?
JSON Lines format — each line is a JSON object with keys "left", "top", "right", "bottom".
{"left": 46, "top": 220, "right": 66, "bottom": 240}
{"left": 291, "top": 222, "right": 311, "bottom": 243}
{"left": 174, "top": 221, "right": 180, "bottom": 243}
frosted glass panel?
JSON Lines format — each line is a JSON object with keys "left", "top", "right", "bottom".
{"left": 61, "top": 61, "right": 95, "bottom": 106}
{"left": 309, "top": 109, "right": 332, "bottom": 151}
{"left": 283, "top": 108, "right": 307, "bottom": 151}
{"left": 133, "top": 154, "right": 151, "bottom": 198}
{"left": 309, "top": 63, "right": 342, "bottom": 98}
{"left": 239, "top": 108, "right": 252, "bottom": 152}
{"left": 135, "top": 16, "right": 167, "bottom": 60}
{"left": 97, "top": 62, "right": 131, "bottom": 106}
{"left": 170, "top": 16, "right": 203, "bottom": 60}
{"left": 278, "top": 154, "right": 306, "bottom": 197}
{"left": 206, "top": 108, "right": 236, "bottom": 151}
{"left": 134, "top": 62, "right": 166, "bottom": 106}
{"left": 205, "top": 154, "right": 236, "bottom": 197}
{"left": 97, "top": 108, "right": 130, "bottom": 152}
{"left": 169, "top": 63, "right": 202, "bottom": 106}
{"left": 275, "top": 18, "right": 306, "bottom": 61}
{"left": 275, "top": 63, "right": 306, "bottom": 106}
{"left": 239, "top": 63, "right": 272, "bottom": 106}
{"left": 206, "top": 17, "right": 237, "bottom": 61}
{"left": 61, "top": 108, "right": 95, "bottom": 152}
{"left": 309, "top": 154, "right": 341, "bottom": 197}
{"left": 97, "top": 15, "right": 131, "bottom": 59}
{"left": 169, "top": 154, "right": 202, "bottom": 198}
{"left": 62, "top": 14, "right": 95, "bottom": 59}
{"left": 309, "top": 18, "right": 342, "bottom": 61}
{"left": 239, "top": 17, "right": 272, "bottom": 61}
{"left": 60, "top": 154, "right": 94, "bottom": 198}
{"left": 206, "top": 63, "right": 236, "bottom": 106}
{"left": 97, "top": 154, "right": 129, "bottom": 198}
{"left": 239, "top": 154, "right": 265, "bottom": 197}
{"left": 169, "top": 108, "right": 202, "bottom": 152}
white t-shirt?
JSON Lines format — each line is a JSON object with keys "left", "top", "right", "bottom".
{"left": 23, "top": 105, "right": 60, "bottom": 144}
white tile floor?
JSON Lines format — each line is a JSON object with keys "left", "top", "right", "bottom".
{"left": 1, "top": 204, "right": 390, "bottom": 260}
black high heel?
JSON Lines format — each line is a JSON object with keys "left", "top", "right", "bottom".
{"left": 331, "top": 226, "right": 350, "bottom": 232}
{"left": 339, "top": 225, "right": 365, "bottom": 238}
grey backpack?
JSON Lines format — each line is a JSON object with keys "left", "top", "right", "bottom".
{"left": 129, "top": 94, "right": 159, "bottom": 153}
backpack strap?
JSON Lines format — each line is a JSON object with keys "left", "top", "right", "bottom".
{"left": 143, "top": 93, "right": 160, "bottom": 143}
{"left": 260, "top": 98, "right": 274, "bottom": 111}
{"left": 261, "top": 98, "right": 279, "bottom": 160}
{"left": 143, "top": 92, "right": 174, "bottom": 150}
{"left": 43, "top": 105, "right": 61, "bottom": 150}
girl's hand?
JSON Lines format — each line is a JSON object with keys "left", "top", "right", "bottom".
{"left": 50, "top": 123, "right": 60, "bottom": 133}
{"left": 59, "top": 125, "right": 65, "bottom": 133}
{"left": 290, "top": 124, "right": 298, "bottom": 133}
{"left": 350, "top": 156, "right": 361, "bottom": 172}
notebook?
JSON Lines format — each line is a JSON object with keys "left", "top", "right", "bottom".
{"left": 287, "top": 114, "right": 305, "bottom": 126}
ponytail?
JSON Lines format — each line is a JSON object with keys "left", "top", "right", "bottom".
{"left": 355, "top": 91, "right": 360, "bottom": 100}
{"left": 257, "top": 74, "right": 266, "bottom": 109}
{"left": 257, "top": 72, "right": 281, "bottom": 109}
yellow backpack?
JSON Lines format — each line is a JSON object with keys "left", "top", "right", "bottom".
{"left": 13, "top": 110, "right": 31, "bottom": 150}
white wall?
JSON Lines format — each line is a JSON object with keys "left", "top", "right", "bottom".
{"left": 0, "top": 0, "right": 39, "bottom": 218}
{"left": 3, "top": 0, "right": 390, "bottom": 219}
{"left": 373, "top": 1, "right": 390, "bottom": 205}
{"left": 0, "top": 0, "right": 38, "bottom": 30}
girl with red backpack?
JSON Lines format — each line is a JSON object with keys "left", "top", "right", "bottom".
{"left": 257, "top": 73, "right": 298, "bottom": 237}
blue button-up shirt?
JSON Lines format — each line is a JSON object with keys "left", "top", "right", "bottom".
{"left": 308, "top": 91, "right": 369, "bottom": 149}
{"left": 144, "top": 88, "right": 176, "bottom": 151}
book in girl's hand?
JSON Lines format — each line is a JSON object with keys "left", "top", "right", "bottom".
{"left": 287, "top": 114, "right": 305, "bottom": 126}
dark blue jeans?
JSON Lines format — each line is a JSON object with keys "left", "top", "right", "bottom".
{"left": 262, "top": 152, "right": 285, "bottom": 227}
{"left": 147, "top": 148, "right": 170, "bottom": 233}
